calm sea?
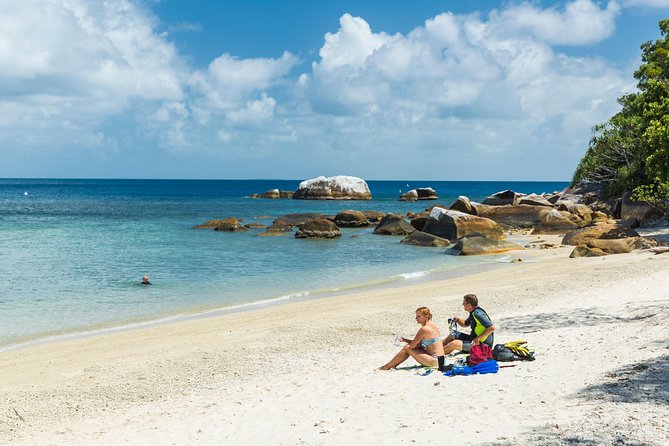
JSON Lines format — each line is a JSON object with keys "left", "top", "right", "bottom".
{"left": 0, "top": 179, "right": 568, "bottom": 348}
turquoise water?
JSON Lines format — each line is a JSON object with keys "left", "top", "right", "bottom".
{"left": 0, "top": 179, "right": 568, "bottom": 348}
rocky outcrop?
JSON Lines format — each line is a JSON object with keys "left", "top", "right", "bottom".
{"left": 569, "top": 236, "right": 659, "bottom": 257}
{"left": 482, "top": 190, "right": 523, "bottom": 206}
{"left": 279, "top": 190, "right": 294, "bottom": 198}
{"left": 293, "top": 176, "right": 372, "bottom": 200}
{"left": 244, "top": 223, "right": 266, "bottom": 229}
{"left": 620, "top": 191, "right": 662, "bottom": 226}
{"left": 400, "top": 231, "right": 450, "bottom": 247}
{"left": 295, "top": 218, "right": 341, "bottom": 238}
{"left": 373, "top": 214, "right": 415, "bottom": 235}
{"left": 257, "top": 221, "right": 293, "bottom": 237}
{"left": 274, "top": 213, "right": 325, "bottom": 226}
{"left": 213, "top": 218, "right": 248, "bottom": 232}
{"left": 363, "top": 210, "right": 386, "bottom": 223}
{"left": 556, "top": 201, "right": 593, "bottom": 225}
{"left": 398, "top": 190, "right": 418, "bottom": 201}
{"left": 449, "top": 196, "right": 476, "bottom": 215}
{"left": 447, "top": 235, "right": 524, "bottom": 256}
{"left": 334, "top": 210, "right": 369, "bottom": 227}
{"left": 531, "top": 209, "right": 580, "bottom": 234}
{"left": 476, "top": 204, "right": 552, "bottom": 229}
{"left": 399, "top": 188, "right": 438, "bottom": 201}
{"left": 193, "top": 219, "right": 238, "bottom": 229}
{"left": 518, "top": 194, "right": 553, "bottom": 207}
{"left": 261, "top": 189, "right": 280, "bottom": 199}
{"left": 562, "top": 223, "right": 640, "bottom": 246}
{"left": 421, "top": 207, "right": 503, "bottom": 240}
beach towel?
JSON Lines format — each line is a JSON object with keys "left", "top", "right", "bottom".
{"left": 443, "top": 359, "right": 499, "bottom": 376}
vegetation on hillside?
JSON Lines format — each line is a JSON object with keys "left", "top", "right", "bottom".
{"left": 573, "top": 18, "right": 669, "bottom": 208}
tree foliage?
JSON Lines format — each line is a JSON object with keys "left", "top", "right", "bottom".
{"left": 573, "top": 19, "right": 669, "bottom": 204}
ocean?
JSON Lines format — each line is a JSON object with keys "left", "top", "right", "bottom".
{"left": 0, "top": 178, "right": 569, "bottom": 349}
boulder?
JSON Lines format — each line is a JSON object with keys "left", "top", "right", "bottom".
{"left": 400, "top": 231, "right": 450, "bottom": 247}
{"left": 449, "top": 196, "right": 476, "bottom": 215}
{"left": 569, "top": 246, "right": 607, "bottom": 258}
{"left": 261, "top": 189, "right": 280, "bottom": 199}
{"left": 398, "top": 190, "right": 418, "bottom": 201}
{"left": 249, "top": 193, "right": 260, "bottom": 199}
{"left": 295, "top": 218, "right": 341, "bottom": 238}
{"left": 373, "top": 214, "right": 415, "bottom": 235}
{"left": 557, "top": 201, "right": 593, "bottom": 225}
{"left": 279, "top": 190, "right": 294, "bottom": 198}
{"left": 293, "top": 176, "right": 372, "bottom": 200}
{"left": 561, "top": 223, "right": 640, "bottom": 246}
{"left": 447, "top": 235, "right": 524, "bottom": 256}
{"left": 569, "top": 236, "right": 659, "bottom": 257}
{"left": 334, "top": 210, "right": 369, "bottom": 227}
{"left": 531, "top": 209, "right": 580, "bottom": 234}
{"left": 398, "top": 187, "right": 438, "bottom": 201}
{"left": 213, "top": 218, "right": 249, "bottom": 232}
{"left": 274, "top": 213, "right": 325, "bottom": 226}
{"left": 422, "top": 207, "right": 503, "bottom": 240}
{"left": 620, "top": 191, "right": 663, "bottom": 226}
{"left": 588, "top": 237, "right": 659, "bottom": 254}
{"left": 518, "top": 194, "right": 554, "bottom": 207}
{"left": 482, "top": 190, "right": 524, "bottom": 206}
{"left": 363, "top": 210, "right": 386, "bottom": 223}
{"left": 476, "top": 204, "right": 552, "bottom": 229}
{"left": 410, "top": 216, "right": 429, "bottom": 232}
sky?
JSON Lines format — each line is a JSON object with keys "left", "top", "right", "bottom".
{"left": 1, "top": 1, "right": 668, "bottom": 181}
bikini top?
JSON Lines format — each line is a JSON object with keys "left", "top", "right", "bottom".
{"left": 419, "top": 326, "right": 442, "bottom": 348}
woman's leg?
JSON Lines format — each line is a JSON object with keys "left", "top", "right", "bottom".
{"left": 406, "top": 348, "right": 438, "bottom": 367}
{"left": 379, "top": 347, "right": 410, "bottom": 370}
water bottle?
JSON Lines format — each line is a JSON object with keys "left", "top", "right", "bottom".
{"left": 394, "top": 331, "right": 403, "bottom": 346}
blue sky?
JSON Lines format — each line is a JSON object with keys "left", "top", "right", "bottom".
{"left": 1, "top": 0, "right": 668, "bottom": 180}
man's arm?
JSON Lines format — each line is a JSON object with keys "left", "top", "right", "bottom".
{"left": 472, "top": 325, "right": 495, "bottom": 345}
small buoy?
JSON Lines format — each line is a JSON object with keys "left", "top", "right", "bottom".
{"left": 24, "top": 191, "right": 28, "bottom": 196}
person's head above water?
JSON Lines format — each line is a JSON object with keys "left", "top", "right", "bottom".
{"left": 142, "top": 275, "right": 150, "bottom": 284}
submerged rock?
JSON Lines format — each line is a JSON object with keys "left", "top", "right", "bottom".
{"left": 293, "top": 176, "right": 372, "bottom": 200}
{"left": 213, "top": 218, "right": 248, "bottom": 232}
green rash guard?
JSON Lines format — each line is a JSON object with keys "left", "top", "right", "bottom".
{"left": 465, "top": 307, "right": 494, "bottom": 347}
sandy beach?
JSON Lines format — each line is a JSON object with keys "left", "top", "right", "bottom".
{"left": 2, "top": 237, "right": 669, "bottom": 445}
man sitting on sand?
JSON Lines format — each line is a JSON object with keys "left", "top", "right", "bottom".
{"left": 443, "top": 294, "right": 495, "bottom": 355}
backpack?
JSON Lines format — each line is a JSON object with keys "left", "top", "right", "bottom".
{"left": 467, "top": 343, "right": 493, "bottom": 365}
{"left": 492, "top": 341, "right": 536, "bottom": 362}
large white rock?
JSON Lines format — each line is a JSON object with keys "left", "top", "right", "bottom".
{"left": 293, "top": 176, "right": 372, "bottom": 200}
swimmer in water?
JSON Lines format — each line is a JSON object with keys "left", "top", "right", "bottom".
{"left": 142, "top": 275, "right": 151, "bottom": 285}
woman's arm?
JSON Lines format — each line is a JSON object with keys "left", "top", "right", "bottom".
{"left": 407, "top": 326, "right": 427, "bottom": 349}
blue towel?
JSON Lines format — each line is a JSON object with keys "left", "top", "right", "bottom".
{"left": 444, "top": 360, "right": 499, "bottom": 376}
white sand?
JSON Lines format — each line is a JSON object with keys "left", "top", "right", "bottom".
{"left": 2, "top": 239, "right": 668, "bottom": 445}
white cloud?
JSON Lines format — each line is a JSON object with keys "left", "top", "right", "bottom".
{"left": 192, "top": 51, "right": 297, "bottom": 109}
{"left": 0, "top": 0, "right": 642, "bottom": 180}
{"left": 490, "top": 0, "right": 621, "bottom": 45}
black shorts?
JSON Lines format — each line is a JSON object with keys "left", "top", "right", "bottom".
{"left": 455, "top": 332, "right": 474, "bottom": 352}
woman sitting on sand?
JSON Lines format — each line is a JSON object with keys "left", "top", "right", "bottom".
{"left": 380, "top": 306, "right": 445, "bottom": 370}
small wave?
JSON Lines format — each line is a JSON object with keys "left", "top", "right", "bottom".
{"left": 396, "top": 270, "right": 431, "bottom": 280}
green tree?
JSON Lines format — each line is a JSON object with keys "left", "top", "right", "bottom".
{"left": 573, "top": 19, "right": 669, "bottom": 205}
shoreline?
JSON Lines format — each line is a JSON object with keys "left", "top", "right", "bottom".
{"left": 0, "top": 248, "right": 508, "bottom": 353}
{"left": 2, "top": 238, "right": 668, "bottom": 444}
